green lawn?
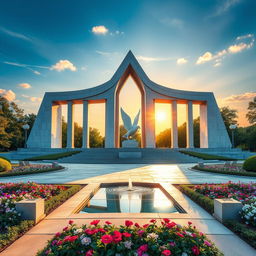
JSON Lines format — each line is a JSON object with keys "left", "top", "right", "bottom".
{"left": 23, "top": 150, "right": 81, "bottom": 161}
{"left": 179, "top": 150, "right": 236, "bottom": 160}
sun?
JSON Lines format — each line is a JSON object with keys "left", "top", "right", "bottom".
{"left": 156, "top": 111, "right": 166, "bottom": 122}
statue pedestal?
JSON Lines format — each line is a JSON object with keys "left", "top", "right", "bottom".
{"left": 122, "top": 140, "right": 139, "bottom": 148}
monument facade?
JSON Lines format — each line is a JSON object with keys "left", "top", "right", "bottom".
{"left": 27, "top": 51, "right": 231, "bottom": 149}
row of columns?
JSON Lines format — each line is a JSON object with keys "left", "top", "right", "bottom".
{"left": 52, "top": 99, "right": 207, "bottom": 149}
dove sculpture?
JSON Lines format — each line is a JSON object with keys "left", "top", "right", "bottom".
{"left": 121, "top": 108, "right": 140, "bottom": 139}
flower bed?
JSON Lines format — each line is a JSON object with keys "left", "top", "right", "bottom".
{"left": 179, "top": 182, "right": 256, "bottom": 249}
{"left": 0, "top": 164, "right": 64, "bottom": 177}
{"left": 37, "top": 219, "right": 223, "bottom": 256}
{"left": 0, "top": 182, "right": 81, "bottom": 252}
{"left": 192, "top": 164, "right": 256, "bottom": 177}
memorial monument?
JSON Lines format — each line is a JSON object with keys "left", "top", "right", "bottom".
{"left": 27, "top": 51, "right": 231, "bottom": 149}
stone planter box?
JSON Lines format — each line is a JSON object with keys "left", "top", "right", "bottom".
{"left": 15, "top": 198, "right": 45, "bottom": 224}
{"left": 213, "top": 198, "right": 242, "bottom": 223}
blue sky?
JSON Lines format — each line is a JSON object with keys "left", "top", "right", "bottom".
{"left": 0, "top": 0, "right": 255, "bottom": 126}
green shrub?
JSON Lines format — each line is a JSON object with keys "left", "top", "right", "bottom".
{"left": 24, "top": 151, "right": 81, "bottom": 161}
{"left": 0, "top": 220, "right": 34, "bottom": 252}
{"left": 243, "top": 155, "right": 256, "bottom": 172}
{"left": 224, "top": 220, "right": 256, "bottom": 249}
{"left": 45, "top": 185, "right": 82, "bottom": 215}
{"left": 0, "top": 158, "right": 11, "bottom": 173}
{"left": 180, "top": 150, "right": 236, "bottom": 160}
{"left": 179, "top": 185, "right": 214, "bottom": 213}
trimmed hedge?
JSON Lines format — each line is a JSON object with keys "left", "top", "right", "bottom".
{"left": 180, "top": 150, "right": 236, "bottom": 160}
{"left": 24, "top": 151, "right": 81, "bottom": 161}
{"left": 243, "top": 155, "right": 256, "bottom": 172}
{"left": 179, "top": 185, "right": 214, "bottom": 213}
{"left": 0, "top": 166, "right": 64, "bottom": 177}
{"left": 192, "top": 165, "right": 256, "bottom": 177}
{"left": 45, "top": 185, "right": 82, "bottom": 215}
{"left": 224, "top": 220, "right": 256, "bottom": 249}
{"left": 0, "top": 220, "right": 34, "bottom": 252}
{"left": 0, "top": 158, "right": 12, "bottom": 173}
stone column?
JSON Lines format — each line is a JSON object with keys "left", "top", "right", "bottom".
{"left": 171, "top": 100, "right": 178, "bottom": 148}
{"left": 66, "top": 101, "right": 74, "bottom": 148}
{"left": 82, "top": 100, "right": 89, "bottom": 148}
{"left": 200, "top": 103, "right": 208, "bottom": 148}
{"left": 105, "top": 97, "right": 115, "bottom": 148}
{"left": 145, "top": 97, "right": 155, "bottom": 148}
{"left": 51, "top": 104, "right": 62, "bottom": 148}
{"left": 186, "top": 100, "right": 194, "bottom": 148}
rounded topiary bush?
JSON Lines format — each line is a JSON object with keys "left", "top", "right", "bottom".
{"left": 243, "top": 155, "right": 256, "bottom": 172}
{"left": 0, "top": 158, "right": 12, "bottom": 172}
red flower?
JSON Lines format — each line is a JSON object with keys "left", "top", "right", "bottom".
{"left": 90, "top": 220, "right": 100, "bottom": 226}
{"left": 98, "top": 228, "right": 106, "bottom": 233}
{"left": 62, "top": 226, "right": 68, "bottom": 231}
{"left": 162, "top": 250, "right": 172, "bottom": 255}
{"left": 150, "top": 219, "right": 156, "bottom": 223}
{"left": 138, "top": 230, "right": 145, "bottom": 236}
{"left": 135, "top": 223, "right": 140, "bottom": 228}
{"left": 166, "top": 222, "right": 176, "bottom": 229}
{"left": 69, "top": 220, "right": 74, "bottom": 225}
{"left": 176, "top": 232, "right": 184, "bottom": 238}
{"left": 188, "top": 221, "right": 192, "bottom": 226}
{"left": 125, "top": 220, "right": 133, "bottom": 227}
{"left": 63, "top": 235, "right": 78, "bottom": 242}
{"left": 191, "top": 245, "right": 200, "bottom": 255}
{"left": 122, "top": 232, "right": 131, "bottom": 237}
{"left": 112, "top": 230, "right": 122, "bottom": 243}
{"left": 85, "top": 229, "right": 97, "bottom": 235}
{"left": 85, "top": 249, "right": 93, "bottom": 256}
{"left": 163, "top": 218, "right": 170, "bottom": 223}
{"left": 143, "top": 224, "right": 149, "bottom": 228}
{"left": 101, "top": 234, "right": 113, "bottom": 244}
{"left": 55, "top": 232, "right": 61, "bottom": 237}
{"left": 105, "top": 221, "right": 112, "bottom": 225}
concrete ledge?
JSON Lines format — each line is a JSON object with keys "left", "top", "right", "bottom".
{"left": 118, "top": 152, "right": 142, "bottom": 159}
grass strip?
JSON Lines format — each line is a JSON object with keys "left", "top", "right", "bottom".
{"left": 180, "top": 150, "right": 236, "bottom": 160}
{"left": 23, "top": 150, "right": 81, "bottom": 161}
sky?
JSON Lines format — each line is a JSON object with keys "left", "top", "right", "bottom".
{"left": 0, "top": 0, "right": 256, "bottom": 134}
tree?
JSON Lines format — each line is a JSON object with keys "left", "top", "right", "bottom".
{"left": 74, "top": 122, "right": 82, "bottom": 148}
{"left": 89, "top": 127, "right": 104, "bottom": 148}
{"left": 220, "top": 106, "right": 238, "bottom": 138}
{"left": 246, "top": 97, "right": 256, "bottom": 124}
{"left": 156, "top": 129, "right": 171, "bottom": 148}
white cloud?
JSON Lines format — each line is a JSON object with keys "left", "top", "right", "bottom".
{"left": 213, "top": 61, "right": 222, "bottom": 67}
{"left": 19, "top": 83, "right": 31, "bottom": 89}
{"left": 51, "top": 60, "right": 77, "bottom": 72}
{"left": 0, "top": 89, "right": 16, "bottom": 101}
{"left": 96, "top": 50, "right": 111, "bottom": 56}
{"left": 0, "top": 26, "right": 31, "bottom": 41}
{"left": 92, "top": 25, "right": 108, "bottom": 35}
{"left": 177, "top": 58, "right": 188, "bottom": 65}
{"left": 160, "top": 18, "right": 184, "bottom": 29}
{"left": 33, "top": 70, "right": 41, "bottom": 75}
{"left": 3, "top": 61, "right": 46, "bottom": 75}
{"left": 81, "top": 66, "right": 87, "bottom": 71}
{"left": 196, "top": 52, "right": 213, "bottom": 64}
{"left": 212, "top": 0, "right": 241, "bottom": 17}
{"left": 221, "top": 92, "right": 256, "bottom": 103}
{"left": 196, "top": 34, "right": 254, "bottom": 65}
{"left": 236, "top": 34, "right": 253, "bottom": 40}
{"left": 137, "top": 55, "right": 173, "bottom": 62}
{"left": 22, "top": 94, "right": 42, "bottom": 102}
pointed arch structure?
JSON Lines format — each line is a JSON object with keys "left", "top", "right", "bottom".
{"left": 27, "top": 51, "right": 231, "bottom": 149}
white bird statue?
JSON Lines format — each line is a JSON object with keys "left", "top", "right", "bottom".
{"left": 121, "top": 108, "right": 140, "bottom": 139}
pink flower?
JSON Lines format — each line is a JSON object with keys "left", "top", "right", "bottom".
{"left": 125, "top": 220, "right": 133, "bottom": 227}
{"left": 90, "top": 220, "right": 100, "bottom": 226}
{"left": 85, "top": 249, "right": 93, "bottom": 256}
{"left": 169, "top": 241, "right": 176, "bottom": 247}
{"left": 55, "top": 232, "right": 61, "bottom": 237}
{"left": 137, "top": 244, "right": 148, "bottom": 256}
{"left": 176, "top": 232, "right": 184, "bottom": 238}
{"left": 138, "top": 230, "right": 145, "bottom": 236}
{"left": 63, "top": 235, "right": 78, "bottom": 242}
{"left": 191, "top": 245, "right": 200, "bottom": 255}
{"left": 204, "top": 240, "right": 212, "bottom": 247}
{"left": 62, "top": 226, "right": 68, "bottom": 231}
{"left": 101, "top": 234, "right": 113, "bottom": 244}
{"left": 162, "top": 250, "right": 172, "bottom": 255}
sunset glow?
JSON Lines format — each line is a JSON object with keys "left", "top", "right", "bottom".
{"left": 156, "top": 111, "right": 166, "bottom": 122}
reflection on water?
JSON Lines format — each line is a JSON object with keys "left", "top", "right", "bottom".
{"left": 80, "top": 187, "right": 179, "bottom": 213}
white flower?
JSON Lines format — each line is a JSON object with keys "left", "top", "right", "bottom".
{"left": 146, "top": 232, "right": 159, "bottom": 240}
{"left": 80, "top": 236, "right": 91, "bottom": 246}
{"left": 74, "top": 228, "right": 83, "bottom": 234}
{"left": 182, "top": 253, "right": 188, "bottom": 256}
{"left": 123, "top": 240, "right": 133, "bottom": 249}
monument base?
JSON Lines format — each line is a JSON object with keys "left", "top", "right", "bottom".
{"left": 122, "top": 139, "right": 139, "bottom": 148}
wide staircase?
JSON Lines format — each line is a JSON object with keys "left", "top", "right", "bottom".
{"left": 58, "top": 148, "right": 198, "bottom": 164}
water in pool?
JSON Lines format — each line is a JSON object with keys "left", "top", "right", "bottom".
{"left": 80, "top": 186, "right": 179, "bottom": 213}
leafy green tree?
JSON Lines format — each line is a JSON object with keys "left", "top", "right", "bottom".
{"left": 220, "top": 106, "right": 238, "bottom": 137}
{"left": 246, "top": 97, "right": 256, "bottom": 124}
{"left": 89, "top": 127, "right": 104, "bottom": 148}
{"left": 74, "top": 122, "right": 82, "bottom": 148}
